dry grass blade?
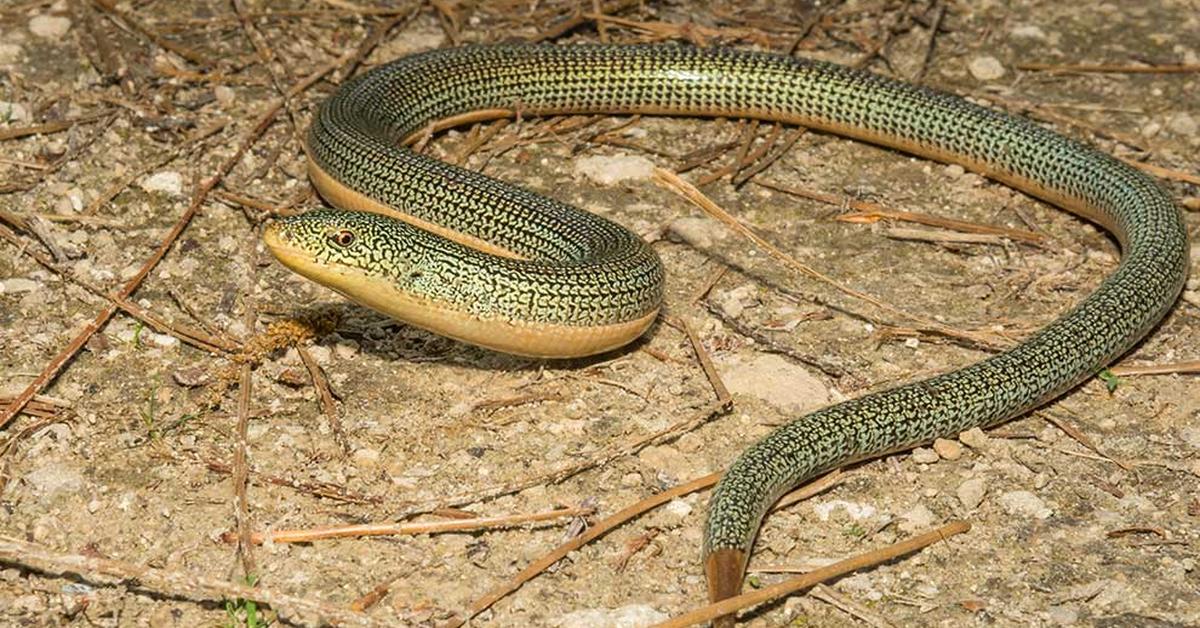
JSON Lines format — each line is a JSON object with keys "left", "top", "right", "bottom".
{"left": 651, "top": 521, "right": 971, "bottom": 628}
{"left": 1109, "top": 360, "right": 1200, "bottom": 376}
{"left": 232, "top": 506, "right": 593, "bottom": 545}
{"left": 1017, "top": 62, "right": 1200, "bottom": 74}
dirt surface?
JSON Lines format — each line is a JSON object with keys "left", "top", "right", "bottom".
{"left": 2, "top": 1, "right": 1198, "bottom": 626}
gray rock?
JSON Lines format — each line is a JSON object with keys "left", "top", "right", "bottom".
{"left": 557, "top": 604, "right": 669, "bottom": 628}
{"left": 718, "top": 353, "right": 830, "bottom": 414}
{"left": 667, "top": 216, "right": 726, "bottom": 249}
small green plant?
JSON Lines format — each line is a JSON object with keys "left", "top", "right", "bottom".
{"left": 225, "top": 573, "right": 266, "bottom": 628}
{"left": 1098, "top": 369, "right": 1120, "bottom": 393}
{"left": 842, "top": 522, "right": 866, "bottom": 539}
{"left": 132, "top": 320, "right": 146, "bottom": 348}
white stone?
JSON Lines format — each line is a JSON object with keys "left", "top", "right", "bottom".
{"left": 0, "top": 43, "right": 22, "bottom": 65}
{"left": 718, "top": 353, "right": 830, "bottom": 414}
{"left": 999, "top": 490, "right": 1052, "bottom": 519}
{"left": 29, "top": 15, "right": 71, "bottom": 39}
{"left": 1011, "top": 25, "right": 1047, "bottom": 40}
{"left": 573, "top": 153, "right": 656, "bottom": 186}
{"left": 956, "top": 477, "right": 987, "bottom": 510}
{"left": 24, "top": 461, "right": 84, "bottom": 499}
{"left": 812, "top": 499, "right": 877, "bottom": 522}
{"left": 557, "top": 604, "right": 669, "bottom": 628}
{"left": 944, "top": 164, "right": 966, "bottom": 178}
{"left": 1, "top": 277, "right": 40, "bottom": 293}
{"left": 140, "top": 171, "right": 184, "bottom": 196}
{"left": 664, "top": 498, "right": 693, "bottom": 518}
{"left": 968, "top": 56, "right": 1007, "bottom": 81}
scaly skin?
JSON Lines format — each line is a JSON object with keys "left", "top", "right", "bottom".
{"left": 264, "top": 44, "right": 1189, "bottom": 618}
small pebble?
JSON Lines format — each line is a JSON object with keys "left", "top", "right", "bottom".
{"left": 898, "top": 503, "right": 937, "bottom": 533}
{"left": 959, "top": 427, "right": 990, "bottom": 450}
{"left": 172, "top": 366, "right": 210, "bottom": 388}
{"left": 620, "top": 471, "right": 643, "bottom": 488}
{"left": 352, "top": 447, "right": 380, "bottom": 468}
{"left": 664, "top": 498, "right": 693, "bottom": 518}
{"left": 140, "top": 171, "right": 184, "bottom": 196}
{"left": 932, "top": 438, "right": 963, "bottom": 460}
{"left": 1167, "top": 112, "right": 1197, "bottom": 137}
{"left": 911, "top": 447, "right": 940, "bottom": 464}
{"left": 28, "top": 14, "right": 71, "bottom": 39}
{"left": 712, "top": 285, "right": 756, "bottom": 319}
{"left": 306, "top": 344, "right": 332, "bottom": 365}
{"left": 214, "top": 85, "right": 236, "bottom": 107}
{"left": 573, "top": 153, "right": 655, "bottom": 186}
{"left": 956, "top": 477, "right": 987, "bottom": 510}
{"left": 333, "top": 340, "right": 359, "bottom": 360}
{"left": 944, "top": 164, "right": 966, "bottom": 178}
{"left": 999, "top": 490, "right": 1052, "bottom": 519}
{"left": 968, "top": 55, "right": 1007, "bottom": 81}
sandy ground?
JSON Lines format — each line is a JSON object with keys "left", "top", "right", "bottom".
{"left": 1, "top": 1, "right": 1198, "bottom": 626}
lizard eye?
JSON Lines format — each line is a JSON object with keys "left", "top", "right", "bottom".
{"left": 329, "top": 230, "right": 356, "bottom": 247}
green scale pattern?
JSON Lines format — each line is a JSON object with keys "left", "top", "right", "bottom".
{"left": 300, "top": 44, "right": 1188, "bottom": 566}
